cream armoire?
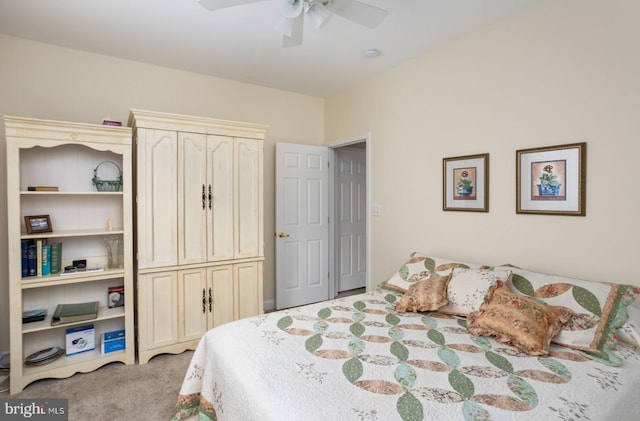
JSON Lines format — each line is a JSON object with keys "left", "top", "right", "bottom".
{"left": 128, "top": 109, "right": 268, "bottom": 364}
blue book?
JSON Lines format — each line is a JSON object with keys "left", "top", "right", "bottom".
{"left": 42, "top": 245, "right": 51, "bottom": 276}
{"left": 21, "top": 240, "right": 32, "bottom": 277}
{"left": 27, "top": 244, "right": 37, "bottom": 277}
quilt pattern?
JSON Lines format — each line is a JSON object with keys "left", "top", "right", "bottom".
{"left": 172, "top": 290, "right": 640, "bottom": 421}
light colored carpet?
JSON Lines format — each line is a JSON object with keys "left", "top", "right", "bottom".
{"left": 0, "top": 350, "right": 193, "bottom": 420}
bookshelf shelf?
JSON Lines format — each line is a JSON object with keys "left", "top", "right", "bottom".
{"left": 23, "top": 349, "right": 126, "bottom": 381}
{"left": 20, "top": 228, "right": 126, "bottom": 240}
{"left": 22, "top": 306, "right": 125, "bottom": 334}
{"left": 5, "top": 115, "right": 135, "bottom": 394}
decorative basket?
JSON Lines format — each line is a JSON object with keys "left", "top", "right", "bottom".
{"left": 92, "top": 161, "right": 122, "bottom": 192}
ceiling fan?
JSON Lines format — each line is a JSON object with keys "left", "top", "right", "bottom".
{"left": 198, "top": 0, "right": 388, "bottom": 47}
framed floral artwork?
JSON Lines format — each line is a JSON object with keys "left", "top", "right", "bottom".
{"left": 443, "top": 153, "right": 489, "bottom": 212}
{"left": 516, "top": 142, "right": 586, "bottom": 216}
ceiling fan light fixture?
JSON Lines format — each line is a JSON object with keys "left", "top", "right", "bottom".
{"left": 307, "top": 5, "right": 332, "bottom": 30}
{"left": 281, "top": 0, "right": 304, "bottom": 18}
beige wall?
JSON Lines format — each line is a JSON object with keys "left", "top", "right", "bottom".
{"left": 0, "top": 34, "right": 325, "bottom": 353}
{"left": 326, "top": 0, "right": 640, "bottom": 289}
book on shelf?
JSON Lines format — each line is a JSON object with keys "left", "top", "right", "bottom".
{"left": 27, "top": 186, "right": 59, "bottom": 191}
{"left": 49, "top": 242, "right": 62, "bottom": 275}
{"left": 22, "top": 309, "right": 47, "bottom": 323}
{"left": 21, "top": 239, "right": 32, "bottom": 277}
{"left": 36, "top": 239, "right": 44, "bottom": 277}
{"left": 41, "top": 244, "right": 51, "bottom": 276}
{"left": 51, "top": 301, "right": 99, "bottom": 326}
{"left": 27, "top": 242, "right": 37, "bottom": 277}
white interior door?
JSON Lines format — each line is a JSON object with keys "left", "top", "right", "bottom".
{"left": 275, "top": 143, "right": 329, "bottom": 309}
{"left": 336, "top": 147, "right": 367, "bottom": 292}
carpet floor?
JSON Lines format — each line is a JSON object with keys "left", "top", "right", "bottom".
{"left": 0, "top": 350, "right": 193, "bottom": 420}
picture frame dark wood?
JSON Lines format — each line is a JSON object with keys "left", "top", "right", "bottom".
{"left": 443, "top": 153, "right": 489, "bottom": 212}
{"left": 516, "top": 142, "right": 586, "bottom": 216}
{"left": 24, "top": 215, "right": 53, "bottom": 234}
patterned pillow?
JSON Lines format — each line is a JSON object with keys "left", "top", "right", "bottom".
{"left": 467, "top": 281, "right": 573, "bottom": 356}
{"left": 497, "top": 266, "right": 640, "bottom": 365}
{"left": 394, "top": 274, "right": 451, "bottom": 313}
{"left": 383, "top": 253, "right": 481, "bottom": 293}
{"left": 439, "top": 268, "right": 512, "bottom": 316}
{"left": 617, "top": 305, "right": 640, "bottom": 348}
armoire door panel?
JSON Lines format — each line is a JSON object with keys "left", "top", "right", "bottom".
{"left": 209, "top": 265, "right": 234, "bottom": 328}
{"left": 139, "top": 129, "right": 178, "bottom": 269}
{"left": 139, "top": 272, "right": 178, "bottom": 350}
{"left": 207, "top": 135, "right": 234, "bottom": 261}
{"left": 179, "top": 132, "right": 208, "bottom": 265}
{"left": 235, "top": 138, "right": 263, "bottom": 258}
{"left": 178, "top": 268, "right": 208, "bottom": 341}
{"left": 235, "top": 261, "right": 261, "bottom": 319}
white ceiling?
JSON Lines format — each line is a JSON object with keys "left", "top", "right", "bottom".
{"left": 0, "top": 0, "right": 542, "bottom": 97}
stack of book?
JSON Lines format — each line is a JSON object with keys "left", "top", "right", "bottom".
{"left": 21, "top": 240, "right": 62, "bottom": 277}
{"left": 22, "top": 309, "right": 47, "bottom": 323}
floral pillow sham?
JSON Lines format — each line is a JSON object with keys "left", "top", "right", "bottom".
{"left": 617, "top": 304, "right": 640, "bottom": 348}
{"left": 383, "top": 253, "right": 481, "bottom": 293}
{"left": 438, "top": 267, "right": 512, "bottom": 316}
{"left": 467, "top": 281, "right": 573, "bottom": 356}
{"left": 497, "top": 266, "right": 639, "bottom": 366}
{"left": 393, "top": 274, "right": 451, "bottom": 313}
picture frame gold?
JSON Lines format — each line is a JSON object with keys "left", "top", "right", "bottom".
{"left": 24, "top": 215, "right": 53, "bottom": 234}
{"left": 443, "top": 153, "right": 489, "bottom": 212}
{"left": 516, "top": 142, "right": 586, "bottom": 216}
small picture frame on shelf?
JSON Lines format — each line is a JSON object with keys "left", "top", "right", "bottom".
{"left": 24, "top": 215, "right": 53, "bottom": 234}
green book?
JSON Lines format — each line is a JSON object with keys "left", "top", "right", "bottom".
{"left": 51, "top": 301, "right": 99, "bottom": 326}
{"left": 49, "top": 242, "right": 62, "bottom": 275}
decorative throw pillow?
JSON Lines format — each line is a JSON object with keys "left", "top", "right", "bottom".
{"left": 497, "top": 266, "right": 640, "bottom": 365}
{"left": 394, "top": 274, "right": 451, "bottom": 313}
{"left": 383, "top": 252, "right": 481, "bottom": 293}
{"left": 467, "top": 281, "right": 573, "bottom": 356}
{"left": 439, "top": 268, "right": 512, "bottom": 316}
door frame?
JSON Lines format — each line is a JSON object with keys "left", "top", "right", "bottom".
{"left": 327, "top": 133, "right": 372, "bottom": 298}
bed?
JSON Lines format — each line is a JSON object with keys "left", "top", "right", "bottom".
{"left": 171, "top": 254, "right": 640, "bottom": 421}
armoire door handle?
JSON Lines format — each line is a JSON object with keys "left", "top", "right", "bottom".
{"left": 202, "top": 184, "right": 206, "bottom": 210}
{"left": 202, "top": 288, "right": 206, "bottom": 314}
{"left": 208, "top": 185, "right": 212, "bottom": 210}
{"left": 209, "top": 287, "right": 212, "bottom": 312}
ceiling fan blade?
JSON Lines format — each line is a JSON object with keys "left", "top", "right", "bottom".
{"left": 324, "top": 0, "right": 387, "bottom": 29}
{"left": 281, "top": 14, "right": 304, "bottom": 47}
{"left": 198, "top": 0, "right": 266, "bottom": 11}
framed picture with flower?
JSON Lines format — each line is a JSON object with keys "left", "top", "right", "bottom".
{"left": 516, "top": 142, "right": 586, "bottom": 216}
{"left": 443, "top": 153, "right": 489, "bottom": 212}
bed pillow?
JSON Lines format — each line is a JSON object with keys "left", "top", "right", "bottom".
{"left": 383, "top": 252, "right": 481, "bottom": 293}
{"left": 497, "top": 266, "right": 640, "bottom": 365}
{"left": 467, "top": 281, "right": 573, "bottom": 356}
{"left": 438, "top": 267, "right": 512, "bottom": 316}
{"left": 617, "top": 304, "right": 640, "bottom": 348}
{"left": 393, "top": 274, "right": 451, "bottom": 313}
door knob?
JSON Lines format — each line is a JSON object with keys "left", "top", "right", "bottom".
{"left": 276, "top": 232, "right": 290, "bottom": 238}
